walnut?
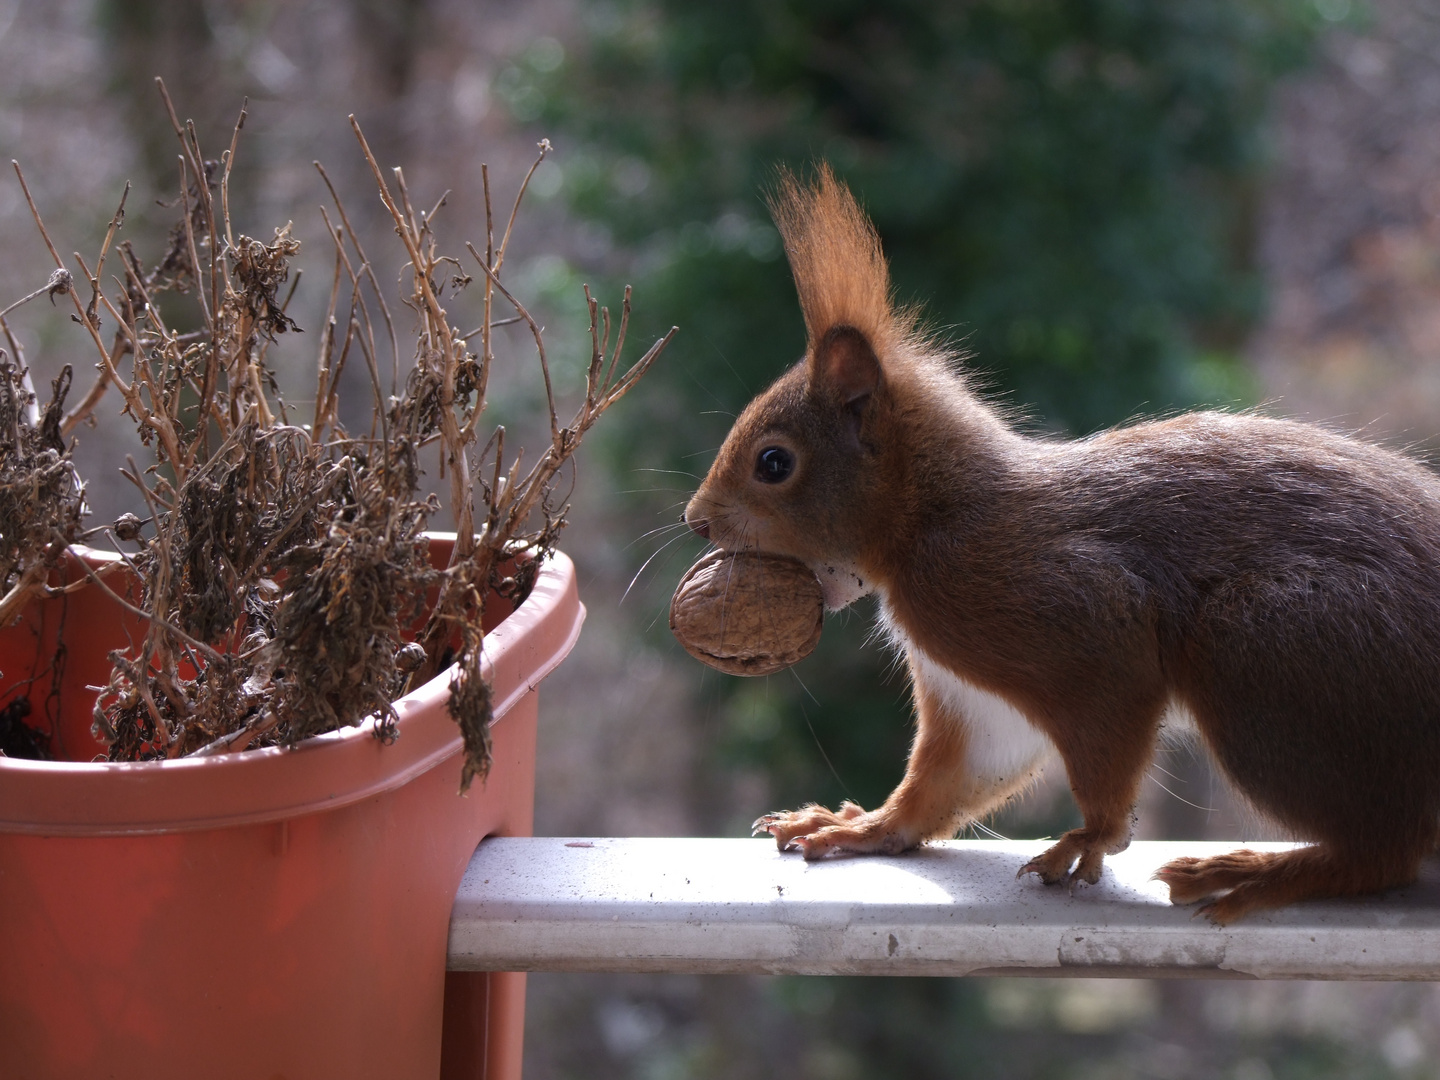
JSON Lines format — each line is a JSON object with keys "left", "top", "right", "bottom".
{"left": 670, "top": 549, "right": 824, "bottom": 676}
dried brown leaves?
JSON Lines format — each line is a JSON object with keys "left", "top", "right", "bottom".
{"left": 0, "top": 359, "right": 84, "bottom": 629}
{"left": 348, "top": 121, "right": 675, "bottom": 788}
{"left": 5, "top": 81, "right": 674, "bottom": 785}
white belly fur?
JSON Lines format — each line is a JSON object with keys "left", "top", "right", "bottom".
{"left": 910, "top": 649, "right": 1056, "bottom": 785}
{"left": 879, "top": 604, "right": 1055, "bottom": 786}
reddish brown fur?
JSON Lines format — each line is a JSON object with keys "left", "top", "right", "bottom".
{"left": 685, "top": 167, "right": 1440, "bottom": 923}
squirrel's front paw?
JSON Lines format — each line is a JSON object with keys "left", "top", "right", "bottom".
{"left": 752, "top": 801, "right": 914, "bottom": 859}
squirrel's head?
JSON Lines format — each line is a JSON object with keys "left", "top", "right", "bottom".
{"left": 685, "top": 166, "right": 921, "bottom": 603}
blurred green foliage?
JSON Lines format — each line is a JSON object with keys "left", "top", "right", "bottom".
{"left": 548, "top": 0, "right": 1322, "bottom": 445}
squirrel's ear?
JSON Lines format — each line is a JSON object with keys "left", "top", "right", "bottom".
{"left": 810, "top": 325, "right": 881, "bottom": 406}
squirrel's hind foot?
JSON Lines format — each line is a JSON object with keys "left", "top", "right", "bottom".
{"left": 1155, "top": 845, "right": 1424, "bottom": 924}
{"left": 1019, "top": 827, "right": 1128, "bottom": 889}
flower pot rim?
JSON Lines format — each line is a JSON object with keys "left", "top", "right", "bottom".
{"left": 0, "top": 533, "right": 584, "bottom": 836}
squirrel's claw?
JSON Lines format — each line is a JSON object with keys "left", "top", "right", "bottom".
{"left": 1019, "top": 832, "right": 1112, "bottom": 889}
{"left": 752, "top": 811, "right": 806, "bottom": 852}
{"left": 751, "top": 812, "right": 782, "bottom": 836}
{"left": 1017, "top": 853, "right": 1070, "bottom": 886}
{"left": 791, "top": 834, "right": 820, "bottom": 859}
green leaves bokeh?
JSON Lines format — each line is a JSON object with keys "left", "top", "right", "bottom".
{"left": 552, "top": 0, "right": 1320, "bottom": 446}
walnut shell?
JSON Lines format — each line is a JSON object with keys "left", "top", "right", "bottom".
{"left": 670, "top": 550, "right": 824, "bottom": 676}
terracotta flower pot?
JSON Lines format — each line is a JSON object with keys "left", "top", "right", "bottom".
{"left": 0, "top": 534, "right": 583, "bottom": 1080}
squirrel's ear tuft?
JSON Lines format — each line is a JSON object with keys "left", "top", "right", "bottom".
{"left": 768, "top": 163, "right": 910, "bottom": 362}
{"left": 811, "top": 325, "right": 880, "bottom": 405}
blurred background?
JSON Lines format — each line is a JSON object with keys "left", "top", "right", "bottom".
{"left": 4, "top": 0, "right": 1440, "bottom": 1076}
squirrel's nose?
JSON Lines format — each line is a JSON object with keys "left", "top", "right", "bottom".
{"left": 684, "top": 512, "right": 711, "bottom": 540}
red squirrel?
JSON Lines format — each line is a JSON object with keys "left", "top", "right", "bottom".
{"left": 683, "top": 166, "right": 1440, "bottom": 923}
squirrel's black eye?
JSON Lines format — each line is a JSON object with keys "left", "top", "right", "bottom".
{"left": 755, "top": 446, "right": 795, "bottom": 484}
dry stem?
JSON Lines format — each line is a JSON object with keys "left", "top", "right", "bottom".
{"left": 4, "top": 88, "right": 674, "bottom": 784}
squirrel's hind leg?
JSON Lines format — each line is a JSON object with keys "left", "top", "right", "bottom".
{"left": 1156, "top": 843, "right": 1426, "bottom": 924}
{"left": 1018, "top": 699, "right": 1162, "bottom": 887}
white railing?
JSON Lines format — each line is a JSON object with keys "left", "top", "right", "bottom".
{"left": 447, "top": 837, "right": 1440, "bottom": 980}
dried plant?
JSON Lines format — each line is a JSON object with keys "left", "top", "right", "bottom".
{"left": 4, "top": 81, "right": 673, "bottom": 785}
{"left": 0, "top": 289, "right": 85, "bottom": 630}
